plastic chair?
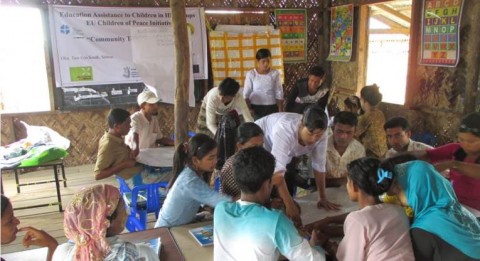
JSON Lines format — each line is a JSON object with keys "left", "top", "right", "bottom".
{"left": 116, "top": 176, "right": 168, "bottom": 232}
{"left": 412, "top": 132, "right": 437, "bottom": 147}
{"left": 214, "top": 176, "right": 220, "bottom": 192}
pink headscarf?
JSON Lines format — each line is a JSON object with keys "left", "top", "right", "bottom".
{"left": 63, "top": 184, "right": 120, "bottom": 261}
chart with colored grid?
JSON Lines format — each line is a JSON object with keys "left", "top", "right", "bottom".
{"left": 209, "top": 30, "right": 284, "bottom": 87}
{"left": 420, "top": 0, "right": 463, "bottom": 67}
{"left": 275, "top": 9, "right": 307, "bottom": 63}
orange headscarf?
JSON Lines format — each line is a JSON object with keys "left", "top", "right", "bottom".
{"left": 63, "top": 184, "right": 120, "bottom": 261}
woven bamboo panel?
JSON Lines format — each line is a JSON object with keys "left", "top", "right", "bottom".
{"left": 1, "top": 105, "right": 200, "bottom": 167}
{"left": 2, "top": 0, "right": 326, "bottom": 167}
{"left": 14, "top": 0, "right": 323, "bottom": 8}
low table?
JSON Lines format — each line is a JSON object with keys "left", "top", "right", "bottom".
{"left": 119, "top": 227, "right": 185, "bottom": 260}
{"left": 1, "top": 159, "right": 66, "bottom": 212}
{"left": 166, "top": 187, "right": 356, "bottom": 260}
{"left": 3, "top": 227, "right": 184, "bottom": 261}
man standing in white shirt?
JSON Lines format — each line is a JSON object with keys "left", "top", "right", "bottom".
{"left": 326, "top": 111, "right": 366, "bottom": 187}
{"left": 125, "top": 90, "right": 174, "bottom": 157}
{"left": 384, "top": 117, "right": 432, "bottom": 159}
{"left": 255, "top": 105, "right": 340, "bottom": 225}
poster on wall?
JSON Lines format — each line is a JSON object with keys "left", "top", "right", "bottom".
{"left": 49, "top": 5, "right": 207, "bottom": 109}
{"left": 420, "top": 0, "right": 464, "bottom": 67}
{"left": 209, "top": 28, "right": 284, "bottom": 87}
{"left": 274, "top": 9, "right": 307, "bottom": 63}
{"left": 327, "top": 4, "right": 354, "bottom": 62}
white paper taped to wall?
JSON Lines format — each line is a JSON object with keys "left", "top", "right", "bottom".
{"left": 130, "top": 26, "right": 195, "bottom": 107}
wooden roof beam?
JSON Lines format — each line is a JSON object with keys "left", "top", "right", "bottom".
{"left": 369, "top": 28, "right": 410, "bottom": 35}
{"left": 372, "top": 4, "right": 411, "bottom": 25}
{"left": 371, "top": 15, "right": 409, "bottom": 31}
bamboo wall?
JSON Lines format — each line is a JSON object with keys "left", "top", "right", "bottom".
{"left": 2, "top": 0, "right": 479, "bottom": 165}
{"left": 330, "top": 0, "right": 480, "bottom": 145}
{"left": 1, "top": 0, "right": 330, "bottom": 166}
{"left": 1, "top": 105, "right": 201, "bottom": 166}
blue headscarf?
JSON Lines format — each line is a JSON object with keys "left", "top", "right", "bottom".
{"left": 395, "top": 160, "right": 480, "bottom": 259}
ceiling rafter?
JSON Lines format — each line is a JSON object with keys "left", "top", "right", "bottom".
{"left": 371, "top": 14, "right": 405, "bottom": 29}
{"left": 369, "top": 28, "right": 410, "bottom": 35}
{"left": 371, "top": 4, "right": 411, "bottom": 25}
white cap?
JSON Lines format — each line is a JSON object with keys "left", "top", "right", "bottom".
{"left": 137, "top": 90, "right": 160, "bottom": 105}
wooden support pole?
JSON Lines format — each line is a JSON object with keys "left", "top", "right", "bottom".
{"left": 463, "top": 0, "right": 480, "bottom": 113}
{"left": 170, "top": 0, "right": 190, "bottom": 147}
{"left": 405, "top": 0, "right": 422, "bottom": 108}
{"left": 356, "top": 5, "right": 370, "bottom": 94}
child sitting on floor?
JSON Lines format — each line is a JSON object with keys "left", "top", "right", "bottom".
{"left": 214, "top": 147, "right": 325, "bottom": 261}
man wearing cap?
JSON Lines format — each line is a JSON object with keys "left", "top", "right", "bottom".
{"left": 95, "top": 108, "right": 173, "bottom": 187}
{"left": 125, "top": 90, "right": 174, "bottom": 158}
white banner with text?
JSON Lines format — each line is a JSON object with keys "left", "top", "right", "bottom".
{"left": 49, "top": 5, "right": 207, "bottom": 87}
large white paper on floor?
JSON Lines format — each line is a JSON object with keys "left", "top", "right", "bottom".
{"left": 136, "top": 147, "right": 175, "bottom": 167}
{"left": 297, "top": 186, "right": 357, "bottom": 225}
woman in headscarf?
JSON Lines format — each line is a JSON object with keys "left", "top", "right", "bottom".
{"left": 53, "top": 184, "right": 158, "bottom": 261}
{"left": 391, "top": 160, "right": 480, "bottom": 260}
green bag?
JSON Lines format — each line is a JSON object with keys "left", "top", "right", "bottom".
{"left": 19, "top": 147, "right": 68, "bottom": 167}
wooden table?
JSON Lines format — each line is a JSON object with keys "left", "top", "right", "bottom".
{"left": 1, "top": 159, "right": 66, "bottom": 212}
{"left": 3, "top": 228, "right": 185, "bottom": 261}
{"left": 166, "top": 187, "right": 356, "bottom": 261}
{"left": 119, "top": 227, "right": 185, "bottom": 260}
{"left": 170, "top": 221, "right": 213, "bottom": 261}
{"left": 298, "top": 186, "right": 358, "bottom": 225}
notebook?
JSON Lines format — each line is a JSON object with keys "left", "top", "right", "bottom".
{"left": 188, "top": 225, "right": 214, "bottom": 247}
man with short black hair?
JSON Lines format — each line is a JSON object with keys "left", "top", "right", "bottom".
{"left": 95, "top": 108, "right": 140, "bottom": 181}
{"left": 384, "top": 117, "right": 432, "bottom": 159}
{"left": 196, "top": 77, "right": 253, "bottom": 138}
{"left": 213, "top": 147, "right": 326, "bottom": 261}
{"left": 285, "top": 65, "right": 329, "bottom": 114}
{"left": 326, "top": 111, "right": 365, "bottom": 187}
{"left": 255, "top": 105, "right": 340, "bottom": 225}
{"left": 94, "top": 108, "right": 172, "bottom": 187}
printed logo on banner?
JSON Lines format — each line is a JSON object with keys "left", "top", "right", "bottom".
{"left": 70, "top": 66, "right": 93, "bottom": 81}
{"left": 123, "top": 67, "right": 139, "bottom": 78}
{"left": 60, "top": 24, "right": 70, "bottom": 34}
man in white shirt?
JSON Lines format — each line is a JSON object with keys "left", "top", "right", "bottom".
{"left": 326, "top": 111, "right": 366, "bottom": 187}
{"left": 384, "top": 117, "right": 432, "bottom": 159}
{"left": 255, "top": 105, "right": 340, "bottom": 225}
{"left": 125, "top": 90, "right": 174, "bottom": 157}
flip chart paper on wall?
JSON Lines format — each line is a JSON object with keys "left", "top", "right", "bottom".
{"left": 49, "top": 5, "right": 208, "bottom": 87}
{"left": 209, "top": 27, "right": 284, "bottom": 87}
{"left": 130, "top": 27, "right": 195, "bottom": 107}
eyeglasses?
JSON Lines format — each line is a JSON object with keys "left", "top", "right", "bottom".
{"left": 459, "top": 124, "right": 480, "bottom": 136}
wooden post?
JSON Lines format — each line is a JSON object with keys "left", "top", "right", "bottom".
{"left": 170, "top": 0, "right": 190, "bottom": 147}
{"left": 405, "top": 0, "right": 422, "bottom": 108}
{"left": 463, "top": 0, "right": 480, "bottom": 113}
{"left": 355, "top": 5, "right": 370, "bottom": 94}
